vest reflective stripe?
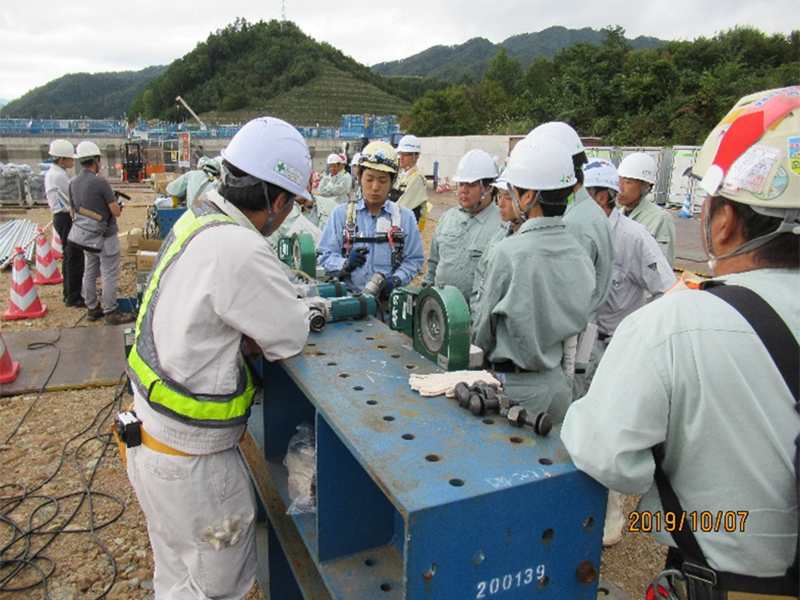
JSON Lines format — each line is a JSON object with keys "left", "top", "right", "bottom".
{"left": 127, "top": 202, "right": 255, "bottom": 427}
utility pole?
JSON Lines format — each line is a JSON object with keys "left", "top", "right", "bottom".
{"left": 280, "top": 0, "right": 286, "bottom": 21}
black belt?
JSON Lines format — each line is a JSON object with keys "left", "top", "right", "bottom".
{"left": 487, "top": 361, "right": 537, "bottom": 374}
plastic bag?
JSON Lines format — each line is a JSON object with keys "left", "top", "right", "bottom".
{"left": 284, "top": 422, "right": 317, "bottom": 515}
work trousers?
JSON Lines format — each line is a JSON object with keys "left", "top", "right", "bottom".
{"left": 126, "top": 444, "right": 257, "bottom": 600}
{"left": 83, "top": 234, "right": 121, "bottom": 314}
{"left": 500, "top": 367, "right": 572, "bottom": 425}
{"left": 52, "top": 211, "right": 84, "bottom": 304}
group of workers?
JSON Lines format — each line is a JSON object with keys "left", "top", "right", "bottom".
{"left": 45, "top": 140, "right": 136, "bottom": 325}
{"left": 116, "top": 86, "right": 797, "bottom": 600}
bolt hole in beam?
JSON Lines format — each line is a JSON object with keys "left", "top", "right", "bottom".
{"left": 541, "top": 528, "right": 554, "bottom": 544}
{"left": 401, "top": 433, "right": 415, "bottom": 440}
{"left": 326, "top": 361, "right": 337, "bottom": 366}
{"left": 353, "top": 386, "right": 364, "bottom": 391}
{"left": 422, "top": 563, "right": 437, "bottom": 579}
{"left": 377, "top": 344, "right": 387, "bottom": 349}
{"left": 355, "top": 329, "right": 363, "bottom": 333}
{"left": 338, "top": 373, "right": 349, "bottom": 378}
{"left": 483, "top": 418, "right": 495, "bottom": 425}
{"left": 380, "top": 583, "right": 392, "bottom": 592}
{"left": 366, "top": 336, "right": 375, "bottom": 340}
{"left": 383, "top": 415, "right": 395, "bottom": 422}
{"left": 583, "top": 517, "right": 595, "bottom": 532}
{"left": 449, "top": 478, "right": 465, "bottom": 487}
{"left": 391, "top": 354, "right": 401, "bottom": 359}
{"left": 365, "top": 557, "right": 377, "bottom": 567}
{"left": 307, "top": 342, "right": 316, "bottom": 347}
{"left": 367, "top": 400, "right": 378, "bottom": 405}
{"left": 471, "top": 549, "right": 485, "bottom": 566}
{"left": 539, "top": 457, "right": 553, "bottom": 465}
{"left": 405, "top": 365, "right": 417, "bottom": 370}
{"left": 538, "top": 576, "right": 550, "bottom": 589}
{"left": 509, "top": 436, "right": 523, "bottom": 444}
{"left": 425, "top": 454, "right": 441, "bottom": 462}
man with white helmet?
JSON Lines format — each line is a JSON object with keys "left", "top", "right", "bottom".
{"left": 45, "top": 139, "right": 85, "bottom": 307}
{"left": 70, "top": 141, "right": 136, "bottom": 325}
{"left": 165, "top": 156, "right": 221, "bottom": 206}
{"left": 527, "top": 121, "right": 615, "bottom": 400}
{"left": 349, "top": 152, "right": 362, "bottom": 200}
{"left": 391, "top": 134, "right": 428, "bottom": 221}
{"left": 422, "top": 149, "right": 503, "bottom": 305}
{"left": 471, "top": 137, "right": 595, "bottom": 423}
{"left": 125, "top": 117, "right": 312, "bottom": 600}
{"left": 617, "top": 151, "right": 677, "bottom": 267}
{"left": 582, "top": 157, "right": 676, "bottom": 547}
{"left": 318, "top": 141, "right": 424, "bottom": 301}
{"left": 317, "top": 153, "right": 352, "bottom": 204}
{"left": 562, "top": 87, "right": 800, "bottom": 597}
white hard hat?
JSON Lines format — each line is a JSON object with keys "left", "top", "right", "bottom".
{"left": 350, "top": 152, "right": 362, "bottom": 166}
{"left": 396, "top": 135, "right": 422, "bottom": 154}
{"left": 527, "top": 121, "right": 585, "bottom": 156}
{"left": 693, "top": 86, "right": 800, "bottom": 211}
{"left": 618, "top": 152, "right": 657, "bottom": 185}
{"left": 75, "top": 141, "right": 102, "bottom": 160}
{"left": 327, "top": 153, "right": 346, "bottom": 165}
{"left": 221, "top": 117, "right": 312, "bottom": 201}
{"left": 452, "top": 149, "right": 497, "bottom": 183}
{"left": 497, "top": 137, "right": 577, "bottom": 192}
{"left": 48, "top": 139, "right": 75, "bottom": 159}
{"left": 583, "top": 158, "right": 620, "bottom": 193}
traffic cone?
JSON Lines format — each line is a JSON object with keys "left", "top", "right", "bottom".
{"left": 33, "top": 229, "right": 63, "bottom": 285}
{"left": 3, "top": 247, "right": 48, "bottom": 321}
{"left": 0, "top": 331, "right": 20, "bottom": 384}
{"left": 443, "top": 177, "right": 451, "bottom": 192}
{"left": 51, "top": 227, "right": 63, "bottom": 259}
{"left": 678, "top": 193, "right": 693, "bottom": 218}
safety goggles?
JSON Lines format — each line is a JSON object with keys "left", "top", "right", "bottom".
{"left": 359, "top": 153, "right": 398, "bottom": 171}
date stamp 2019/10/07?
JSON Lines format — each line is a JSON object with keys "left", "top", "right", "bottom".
{"left": 628, "top": 511, "right": 748, "bottom": 533}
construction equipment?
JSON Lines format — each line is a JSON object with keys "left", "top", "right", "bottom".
{"left": 174, "top": 96, "right": 207, "bottom": 131}
{"left": 389, "top": 284, "right": 472, "bottom": 371}
{"left": 120, "top": 142, "right": 145, "bottom": 182}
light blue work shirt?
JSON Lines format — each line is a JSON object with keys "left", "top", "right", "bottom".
{"left": 562, "top": 268, "right": 799, "bottom": 575}
{"left": 563, "top": 186, "right": 615, "bottom": 322}
{"left": 317, "top": 199, "right": 424, "bottom": 293}
{"left": 422, "top": 202, "right": 503, "bottom": 305}
{"left": 166, "top": 170, "right": 219, "bottom": 206}
{"left": 624, "top": 196, "right": 677, "bottom": 267}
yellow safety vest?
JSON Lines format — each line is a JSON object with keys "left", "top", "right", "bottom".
{"left": 127, "top": 202, "right": 255, "bottom": 427}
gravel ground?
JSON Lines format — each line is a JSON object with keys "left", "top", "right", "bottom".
{"left": 1, "top": 186, "right": 666, "bottom": 600}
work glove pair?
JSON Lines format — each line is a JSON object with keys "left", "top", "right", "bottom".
{"left": 409, "top": 370, "right": 502, "bottom": 397}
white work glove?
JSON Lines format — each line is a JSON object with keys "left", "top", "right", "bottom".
{"left": 202, "top": 514, "right": 244, "bottom": 551}
{"left": 409, "top": 370, "right": 502, "bottom": 397}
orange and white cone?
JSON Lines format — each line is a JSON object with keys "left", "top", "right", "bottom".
{"left": 33, "top": 229, "right": 63, "bottom": 285}
{"left": 3, "top": 247, "right": 48, "bottom": 321}
{"left": 51, "top": 227, "right": 63, "bottom": 259}
{"left": 443, "top": 177, "right": 451, "bottom": 192}
{"left": 0, "top": 331, "right": 20, "bottom": 384}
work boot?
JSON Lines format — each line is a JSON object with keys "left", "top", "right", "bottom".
{"left": 104, "top": 309, "right": 136, "bottom": 326}
{"left": 65, "top": 297, "right": 86, "bottom": 308}
{"left": 86, "top": 305, "right": 104, "bottom": 321}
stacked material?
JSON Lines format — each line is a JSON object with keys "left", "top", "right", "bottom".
{"left": 0, "top": 220, "right": 38, "bottom": 268}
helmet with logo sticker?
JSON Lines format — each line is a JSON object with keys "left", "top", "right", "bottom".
{"left": 692, "top": 86, "right": 800, "bottom": 212}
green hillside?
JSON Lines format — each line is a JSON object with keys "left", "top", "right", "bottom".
{"left": 208, "top": 63, "right": 410, "bottom": 127}
{"left": 0, "top": 66, "right": 165, "bottom": 119}
{"left": 372, "top": 26, "right": 664, "bottom": 82}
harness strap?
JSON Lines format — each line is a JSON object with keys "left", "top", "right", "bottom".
{"left": 653, "top": 283, "right": 799, "bottom": 598}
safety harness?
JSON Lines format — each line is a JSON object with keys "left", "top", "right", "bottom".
{"left": 650, "top": 282, "right": 799, "bottom": 600}
{"left": 342, "top": 198, "right": 405, "bottom": 270}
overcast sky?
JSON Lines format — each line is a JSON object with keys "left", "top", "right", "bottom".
{"left": 1, "top": 0, "right": 797, "bottom": 103}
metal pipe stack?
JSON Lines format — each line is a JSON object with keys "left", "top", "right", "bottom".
{"left": 0, "top": 219, "right": 39, "bottom": 268}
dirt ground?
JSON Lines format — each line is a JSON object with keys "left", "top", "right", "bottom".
{"left": 0, "top": 185, "right": 665, "bottom": 600}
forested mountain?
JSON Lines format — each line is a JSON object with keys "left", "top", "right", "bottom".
{"left": 129, "top": 19, "right": 439, "bottom": 124}
{"left": 0, "top": 66, "right": 165, "bottom": 119}
{"left": 403, "top": 26, "right": 799, "bottom": 146}
{"left": 372, "top": 26, "right": 663, "bottom": 82}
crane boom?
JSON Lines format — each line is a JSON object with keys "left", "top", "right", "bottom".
{"left": 175, "top": 95, "right": 207, "bottom": 130}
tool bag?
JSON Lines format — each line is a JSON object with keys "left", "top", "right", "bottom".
{"left": 68, "top": 206, "right": 108, "bottom": 253}
{"left": 650, "top": 283, "right": 799, "bottom": 600}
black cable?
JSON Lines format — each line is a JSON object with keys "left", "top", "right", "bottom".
{"left": 0, "top": 325, "right": 132, "bottom": 599}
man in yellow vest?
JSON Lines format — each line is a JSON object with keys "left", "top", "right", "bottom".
{"left": 391, "top": 134, "right": 428, "bottom": 222}
{"left": 125, "top": 117, "right": 311, "bottom": 600}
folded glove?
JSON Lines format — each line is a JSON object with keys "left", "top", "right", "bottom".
{"left": 345, "top": 246, "right": 369, "bottom": 272}
{"left": 409, "top": 370, "right": 502, "bottom": 397}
